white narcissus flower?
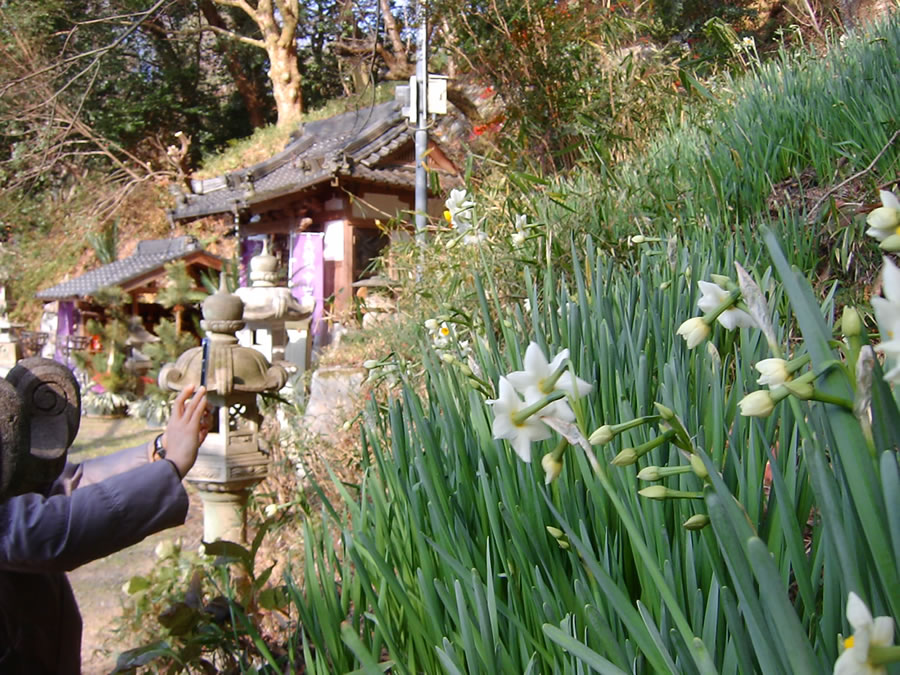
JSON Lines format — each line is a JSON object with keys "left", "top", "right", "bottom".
{"left": 738, "top": 390, "right": 775, "bottom": 417}
{"left": 488, "top": 376, "right": 552, "bottom": 462}
{"left": 463, "top": 230, "right": 487, "bottom": 245}
{"left": 754, "top": 358, "right": 790, "bottom": 386}
{"left": 444, "top": 188, "right": 475, "bottom": 228}
{"left": 873, "top": 257, "right": 900, "bottom": 382}
{"left": 676, "top": 317, "right": 710, "bottom": 349}
{"left": 506, "top": 342, "right": 593, "bottom": 400}
{"left": 512, "top": 231, "right": 526, "bottom": 247}
{"left": 834, "top": 592, "right": 894, "bottom": 675}
{"left": 506, "top": 342, "right": 592, "bottom": 422}
{"left": 696, "top": 280, "right": 756, "bottom": 330}
{"left": 866, "top": 191, "right": 900, "bottom": 242}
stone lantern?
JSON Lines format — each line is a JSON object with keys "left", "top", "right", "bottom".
{"left": 159, "top": 277, "right": 287, "bottom": 543}
{"left": 235, "top": 239, "right": 313, "bottom": 370}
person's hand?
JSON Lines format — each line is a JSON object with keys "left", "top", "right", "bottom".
{"left": 160, "top": 385, "right": 208, "bottom": 478}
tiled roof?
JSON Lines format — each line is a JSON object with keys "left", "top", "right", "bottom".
{"left": 36, "top": 236, "right": 209, "bottom": 301}
{"left": 170, "top": 99, "right": 420, "bottom": 222}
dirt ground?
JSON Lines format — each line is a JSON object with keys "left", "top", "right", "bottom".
{"left": 66, "top": 416, "right": 206, "bottom": 675}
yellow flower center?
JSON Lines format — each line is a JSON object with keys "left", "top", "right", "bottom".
{"left": 844, "top": 635, "right": 855, "bottom": 649}
{"left": 443, "top": 210, "right": 452, "bottom": 224}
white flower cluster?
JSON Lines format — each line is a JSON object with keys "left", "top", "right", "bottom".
{"left": 425, "top": 318, "right": 454, "bottom": 349}
{"left": 512, "top": 214, "right": 528, "bottom": 247}
{"left": 676, "top": 277, "right": 756, "bottom": 349}
{"left": 488, "top": 342, "right": 593, "bottom": 462}
{"left": 444, "top": 188, "right": 486, "bottom": 245}
{"left": 866, "top": 190, "right": 900, "bottom": 251}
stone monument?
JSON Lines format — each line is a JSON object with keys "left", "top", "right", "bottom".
{"left": 235, "top": 239, "right": 313, "bottom": 369}
{"left": 158, "top": 276, "right": 288, "bottom": 543}
{"left": 0, "top": 357, "right": 81, "bottom": 499}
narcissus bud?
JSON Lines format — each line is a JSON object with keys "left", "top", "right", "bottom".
{"left": 689, "top": 454, "right": 708, "bottom": 479}
{"left": 738, "top": 390, "right": 775, "bottom": 417}
{"left": 611, "top": 448, "right": 638, "bottom": 467}
{"left": 841, "top": 306, "right": 862, "bottom": 338}
{"left": 589, "top": 425, "right": 615, "bottom": 445}
{"left": 637, "top": 465, "right": 662, "bottom": 481}
{"left": 638, "top": 485, "right": 669, "bottom": 500}
{"left": 683, "top": 514, "right": 711, "bottom": 530}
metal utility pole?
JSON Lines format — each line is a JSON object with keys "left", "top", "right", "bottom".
{"left": 414, "top": 0, "right": 428, "bottom": 247}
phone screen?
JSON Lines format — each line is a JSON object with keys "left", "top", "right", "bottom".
{"left": 199, "top": 337, "right": 210, "bottom": 387}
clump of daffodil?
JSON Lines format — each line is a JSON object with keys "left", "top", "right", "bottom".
{"left": 872, "top": 257, "right": 900, "bottom": 382}
{"left": 425, "top": 318, "right": 454, "bottom": 349}
{"left": 488, "top": 341, "right": 595, "bottom": 468}
{"left": 443, "top": 188, "right": 486, "bottom": 245}
{"left": 834, "top": 592, "right": 898, "bottom": 675}
{"left": 865, "top": 190, "right": 900, "bottom": 251}
{"left": 696, "top": 279, "right": 756, "bottom": 330}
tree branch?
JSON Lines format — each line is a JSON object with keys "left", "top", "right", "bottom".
{"left": 192, "top": 23, "right": 265, "bottom": 49}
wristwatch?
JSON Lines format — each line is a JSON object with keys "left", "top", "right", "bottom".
{"left": 152, "top": 433, "right": 167, "bottom": 460}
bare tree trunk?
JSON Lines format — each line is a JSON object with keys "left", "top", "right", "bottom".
{"left": 210, "top": 0, "right": 303, "bottom": 128}
{"left": 380, "top": 0, "right": 406, "bottom": 56}
{"left": 199, "top": 0, "right": 268, "bottom": 128}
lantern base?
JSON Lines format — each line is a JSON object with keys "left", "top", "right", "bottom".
{"left": 197, "top": 488, "right": 249, "bottom": 543}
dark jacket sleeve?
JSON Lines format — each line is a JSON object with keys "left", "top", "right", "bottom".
{"left": 0, "top": 457, "right": 188, "bottom": 573}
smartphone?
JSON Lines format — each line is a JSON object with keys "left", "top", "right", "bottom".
{"left": 199, "top": 337, "right": 210, "bottom": 388}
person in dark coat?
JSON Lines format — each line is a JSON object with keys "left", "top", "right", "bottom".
{"left": 0, "top": 384, "right": 208, "bottom": 674}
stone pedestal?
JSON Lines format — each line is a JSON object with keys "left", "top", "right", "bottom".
{"left": 196, "top": 488, "right": 250, "bottom": 544}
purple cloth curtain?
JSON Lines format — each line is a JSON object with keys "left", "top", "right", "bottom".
{"left": 54, "top": 301, "right": 74, "bottom": 365}
{"left": 290, "top": 232, "right": 324, "bottom": 338}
